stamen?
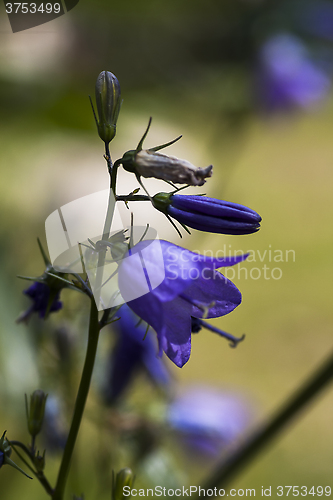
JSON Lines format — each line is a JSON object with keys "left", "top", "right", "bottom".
{"left": 192, "top": 317, "right": 245, "bottom": 348}
{"left": 180, "top": 294, "right": 215, "bottom": 318}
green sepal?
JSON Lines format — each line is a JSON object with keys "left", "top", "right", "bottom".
{"left": 37, "top": 238, "right": 51, "bottom": 267}
{"left": 101, "top": 305, "right": 122, "bottom": 327}
{"left": 46, "top": 272, "right": 86, "bottom": 295}
{"left": 46, "top": 272, "right": 76, "bottom": 288}
{"left": 149, "top": 134, "right": 182, "bottom": 152}
{"left": 179, "top": 222, "right": 191, "bottom": 235}
{"left": 136, "top": 117, "right": 152, "bottom": 151}
{"left": 118, "top": 117, "right": 182, "bottom": 175}
{"left": 152, "top": 192, "right": 172, "bottom": 215}
{"left": 119, "top": 150, "right": 137, "bottom": 173}
{"left": 17, "top": 275, "right": 45, "bottom": 283}
{"left": 4, "top": 455, "right": 33, "bottom": 479}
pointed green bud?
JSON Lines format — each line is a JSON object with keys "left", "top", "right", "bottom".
{"left": 95, "top": 71, "right": 121, "bottom": 144}
{"left": 33, "top": 450, "right": 46, "bottom": 472}
{"left": 112, "top": 468, "right": 135, "bottom": 500}
{"left": 26, "top": 390, "right": 48, "bottom": 438}
{"left": 0, "top": 431, "right": 32, "bottom": 479}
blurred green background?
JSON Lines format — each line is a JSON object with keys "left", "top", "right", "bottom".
{"left": 0, "top": 0, "right": 332, "bottom": 498}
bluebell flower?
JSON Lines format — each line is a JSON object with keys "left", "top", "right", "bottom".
{"left": 17, "top": 282, "right": 62, "bottom": 324}
{"left": 167, "top": 386, "right": 251, "bottom": 457}
{"left": 153, "top": 193, "right": 261, "bottom": 235}
{"left": 257, "top": 34, "right": 330, "bottom": 110}
{"left": 104, "top": 304, "right": 170, "bottom": 403}
{"left": 118, "top": 240, "right": 248, "bottom": 367}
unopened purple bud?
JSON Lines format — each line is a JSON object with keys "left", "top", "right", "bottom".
{"left": 153, "top": 193, "right": 261, "bottom": 235}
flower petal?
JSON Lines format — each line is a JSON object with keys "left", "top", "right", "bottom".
{"left": 184, "top": 270, "right": 242, "bottom": 318}
{"left": 168, "top": 207, "right": 260, "bottom": 234}
{"left": 171, "top": 196, "right": 261, "bottom": 222}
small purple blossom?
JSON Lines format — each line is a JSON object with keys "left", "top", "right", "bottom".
{"left": 168, "top": 386, "right": 251, "bottom": 457}
{"left": 17, "top": 282, "right": 62, "bottom": 323}
{"left": 118, "top": 240, "right": 248, "bottom": 368}
{"left": 104, "top": 304, "right": 170, "bottom": 403}
{"left": 299, "top": 1, "right": 333, "bottom": 41}
{"left": 256, "top": 33, "right": 330, "bottom": 110}
{"left": 0, "top": 450, "right": 3, "bottom": 468}
{"left": 158, "top": 194, "right": 261, "bottom": 235}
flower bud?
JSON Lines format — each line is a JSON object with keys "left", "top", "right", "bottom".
{"left": 116, "top": 118, "right": 213, "bottom": 186}
{"left": 152, "top": 192, "right": 172, "bottom": 214}
{"left": 153, "top": 193, "right": 261, "bottom": 235}
{"left": 134, "top": 150, "right": 212, "bottom": 186}
{"left": 33, "top": 450, "right": 46, "bottom": 472}
{"left": 26, "top": 390, "right": 48, "bottom": 438}
{"left": 95, "top": 71, "right": 121, "bottom": 144}
{"left": 0, "top": 432, "right": 11, "bottom": 466}
{"left": 112, "top": 468, "right": 135, "bottom": 500}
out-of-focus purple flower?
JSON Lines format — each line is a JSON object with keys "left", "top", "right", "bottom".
{"left": 153, "top": 193, "right": 261, "bottom": 235}
{"left": 118, "top": 240, "right": 248, "bottom": 368}
{"left": 167, "top": 386, "right": 251, "bottom": 456}
{"left": 300, "top": 1, "right": 333, "bottom": 41}
{"left": 17, "top": 282, "right": 62, "bottom": 324}
{"left": 104, "top": 304, "right": 170, "bottom": 403}
{"left": 256, "top": 33, "right": 330, "bottom": 110}
{"left": 0, "top": 450, "right": 3, "bottom": 468}
{"left": 43, "top": 396, "right": 67, "bottom": 452}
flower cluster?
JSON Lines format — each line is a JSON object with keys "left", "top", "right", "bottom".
{"left": 12, "top": 71, "right": 263, "bottom": 499}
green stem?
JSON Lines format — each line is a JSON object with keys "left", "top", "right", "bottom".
{"left": 199, "top": 350, "right": 333, "bottom": 497}
{"left": 116, "top": 195, "right": 150, "bottom": 202}
{"left": 10, "top": 441, "right": 54, "bottom": 496}
{"left": 52, "top": 299, "right": 100, "bottom": 500}
{"left": 93, "top": 144, "right": 116, "bottom": 307}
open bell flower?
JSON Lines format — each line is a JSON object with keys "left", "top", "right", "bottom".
{"left": 118, "top": 240, "right": 248, "bottom": 367}
{"left": 153, "top": 193, "right": 261, "bottom": 235}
